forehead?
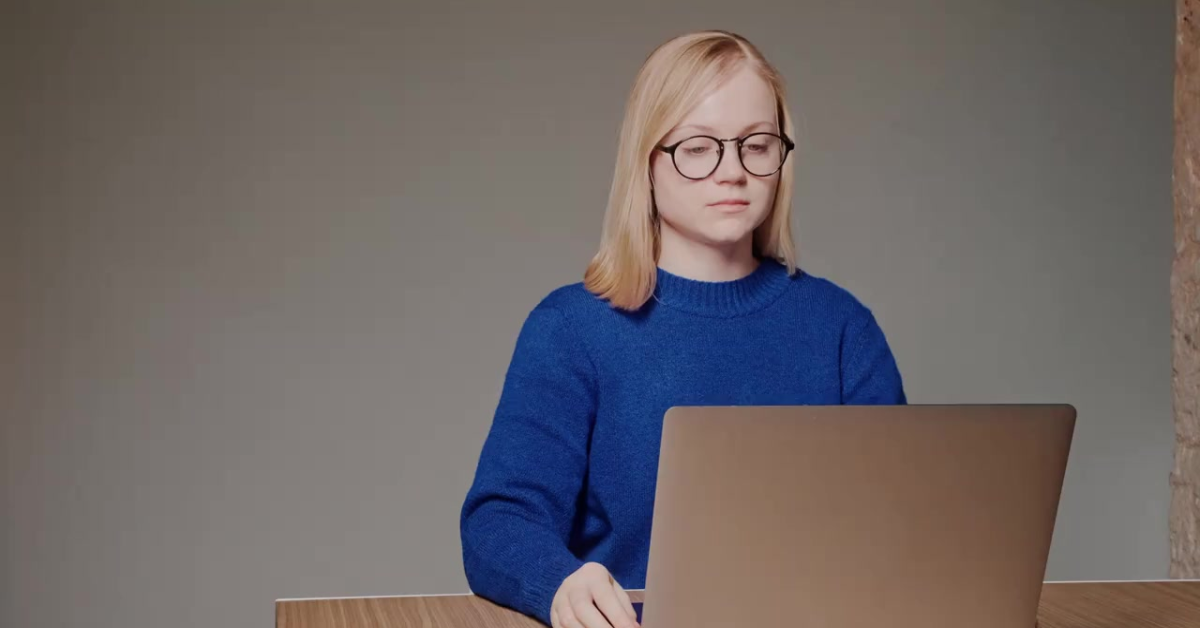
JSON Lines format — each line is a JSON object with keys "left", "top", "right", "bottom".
{"left": 672, "top": 64, "right": 777, "bottom": 136}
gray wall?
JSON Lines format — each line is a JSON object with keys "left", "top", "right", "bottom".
{"left": 3, "top": 1, "right": 1176, "bottom": 627}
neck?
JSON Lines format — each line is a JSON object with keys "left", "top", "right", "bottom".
{"left": 657, "top": 228, "right": 759, "bottom": 282}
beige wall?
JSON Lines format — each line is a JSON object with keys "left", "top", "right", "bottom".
{"left": 3, "top": 1, "right": 1177, "bottom": 627}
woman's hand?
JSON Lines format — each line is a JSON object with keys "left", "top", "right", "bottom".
{"left": 550, "top": 562, "right": 639, "bottom": 628}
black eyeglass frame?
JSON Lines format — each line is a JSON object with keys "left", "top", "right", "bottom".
{"left": 655, "top": 132, "right": 796, "bottom": 180}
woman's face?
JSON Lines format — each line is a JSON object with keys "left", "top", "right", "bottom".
{"left": 650, "top": 64, "right": 784, "bottom": 254}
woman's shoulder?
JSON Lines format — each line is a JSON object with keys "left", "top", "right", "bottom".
{"left": 519, "top": 280, "right": 620, "bottom": 330}
{"left": 786, "top": 267, "right": 877, "bottom": 321}
{"left": 528, "top": 280, "right": 606, "bottom": 314}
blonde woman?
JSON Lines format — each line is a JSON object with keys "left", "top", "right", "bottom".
{"left": 460, "top": 30, "right": 905, "bottom": 628}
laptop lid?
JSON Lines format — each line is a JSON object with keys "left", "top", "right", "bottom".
{"left": 640, "top": 404, "right": 1075, "bottom": 628}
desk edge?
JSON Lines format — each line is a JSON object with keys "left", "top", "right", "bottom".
{"left": 273, "top": 579, "right": 1200, "bottom": 603}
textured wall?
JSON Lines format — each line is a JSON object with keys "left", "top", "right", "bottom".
{"left": 1171, "top": 0, "right": 1200, "bottom": 579}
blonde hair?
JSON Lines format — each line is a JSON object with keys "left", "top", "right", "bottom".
{"left": 583, "top": 30, "right": 799, "bottom": 311}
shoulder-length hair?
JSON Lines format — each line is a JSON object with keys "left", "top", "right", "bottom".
{"left": 583, "top": 30, "right": 799, "bottom": 311}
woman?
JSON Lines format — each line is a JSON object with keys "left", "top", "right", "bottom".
{"left": 459, "top": 30, "right": 905, "bottom": 628}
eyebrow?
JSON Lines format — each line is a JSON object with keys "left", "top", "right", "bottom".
{"left": 671, "top": 121, "right": 777, "bottom": 136}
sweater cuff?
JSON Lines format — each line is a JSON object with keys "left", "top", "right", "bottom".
{"left": 522, "top": 549, "right": 586, "bottom": 626}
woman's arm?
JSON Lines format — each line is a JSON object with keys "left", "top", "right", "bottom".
{"left": 460, "top": 303, "right": 596, "bottom": 625}
{"left": 839, "top": 306, "right": 907, "bottom": 405}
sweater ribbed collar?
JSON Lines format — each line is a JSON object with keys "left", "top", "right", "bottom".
{"left": 651, "top": 257, "right": 794, "bottom": 318}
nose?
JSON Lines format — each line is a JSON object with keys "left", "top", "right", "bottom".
{"left": 713, "top": 140, "right": 746, "bottom": 184}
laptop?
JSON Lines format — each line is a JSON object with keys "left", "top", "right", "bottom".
{"left": 636, "top": 404, "right": 1075, "bottom": 628}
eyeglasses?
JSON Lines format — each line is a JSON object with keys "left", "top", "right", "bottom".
{"left": 656, "top": 132, "right": 795, "bottom": 180}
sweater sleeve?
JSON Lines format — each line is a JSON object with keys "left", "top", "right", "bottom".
{"left": 460, "top": 303, "right": 595, "bottom": 625}
{"left": 840, "top": 305, "right": 907, "bottom": 405}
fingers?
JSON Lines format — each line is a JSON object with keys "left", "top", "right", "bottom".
{"left": 552, "top": 562, "right": 637, "bottom": 628}
{"left": 612, "top": 580, "right": 637, "bottom": 622}
{"left": 591, "top": 579, "right": 637, "bottom": 628}
{"left": 570, "top": 588, "right": 615, "bottom": 628}
{"left": 556, "top": 601, "right": 584, "bottom": 628}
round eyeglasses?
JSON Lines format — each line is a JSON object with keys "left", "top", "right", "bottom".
{"left": 656, "top": 132, "right": 795, "bottom": 180}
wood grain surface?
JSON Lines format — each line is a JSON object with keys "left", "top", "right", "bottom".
{"left": 1171, "top": 0, "right": 1200, "bottom": 581}
{"left": 277, "top": 581, "right": 1200, "bottom": 628}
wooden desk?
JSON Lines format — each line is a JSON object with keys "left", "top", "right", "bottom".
{"left": 277, "top": 581, "right": 1200, "bottom": 628}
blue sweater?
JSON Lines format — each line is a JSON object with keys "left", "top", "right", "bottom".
{"left": 459, "top": 259, "right": 905, "bottom": 625}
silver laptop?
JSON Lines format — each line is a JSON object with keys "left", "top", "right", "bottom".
{"left": 638, "top": 404, "right": 1075, "bottom": 628}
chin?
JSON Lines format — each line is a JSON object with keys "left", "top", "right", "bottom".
{"left": 696, "top": 226, "right": 755, "bottom": 248}
{"left": 661, "top": 210, "right": 765, "bottom": 250}
{"left": 705, "top": 215, "right": 764, "bottom": 241}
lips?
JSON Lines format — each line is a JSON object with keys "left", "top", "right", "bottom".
{"left": 709, "top": 199, "right": 750, "bottom": 213}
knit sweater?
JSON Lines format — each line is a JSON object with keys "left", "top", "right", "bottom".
{"left": 459, "top": 258, "right": 906, "bottom": 625}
